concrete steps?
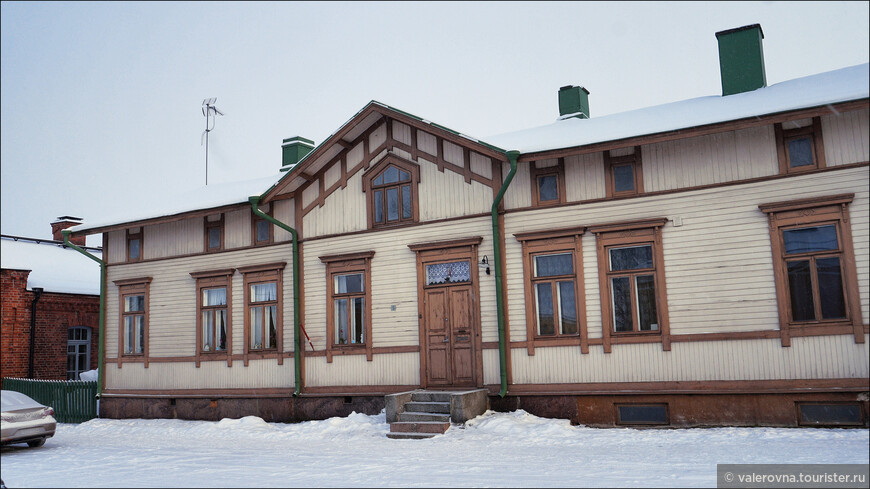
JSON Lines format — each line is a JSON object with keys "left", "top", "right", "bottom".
{"left": 385, "top": 389, "right": 488, "bottom": 439}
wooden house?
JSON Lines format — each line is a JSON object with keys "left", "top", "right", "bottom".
{"left": 67, "top": 25, "right": 869, "bottom": 427}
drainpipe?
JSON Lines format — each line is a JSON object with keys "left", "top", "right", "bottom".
{"left": 62, "top": 230, "right": 106, "bottom": 399}
{"left": 492, "top": 150, "right": 520, "bottom": 397}
{"left": 28, "top": 287, "right": 44, "bottom": 378}
{"left": 249, "top": 196, "right": 302, "bottom": 396}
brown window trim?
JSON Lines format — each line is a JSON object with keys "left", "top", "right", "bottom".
{"left": 759, "top": 193, "right": 862, "bottom": 346}
{"left": 204, "top": 214, "right": 225, "bottom": 253}
{"left": 190, "top": 269, "right": 235, "bottom": 368}
{"left": 362, "top": 153, "right": 420, "bottom": 230}
{"left": 530, "top": 158, "right": 566, "bottom": 207}
{"left": 240, "top": 263, "right": 286, "bottom": 366}
{"left": 320, "top": 251, "right": 375, "bottom": 363}
{"left": 251, "top": 204, "right": 274, "bottom": 247}
{"left": 113, "top": 277, "right": 152, "bottom": 368}
{"left": 590, "top": 218, "right": 670, "bottom": 353}
{"left": 126, "top": 228, "right": 143, "bottom": 262}
{"left": 515, "top": 227, "right": 588, "bottom": 355}
{"left": 604, "top": 146, "right": 644, "bottom": 198}
{"left": 775, "top": 117, "right": 826, "bottom": 175}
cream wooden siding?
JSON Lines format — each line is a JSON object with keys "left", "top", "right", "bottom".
{"left": 509, "top": 336, "right": 869, "bottom": 385}
{"left": 303, "top": 152, "right": 492, "bottom": 239}
{"left": 225, "top": 207, "right": 251, "bottom": 249}
{"left": 369, "top": 122, "right": 386, "bottom": 150}
{"left": 565, "top": 153, "right": 605, "bottom": 202}
{"left": 470, "top": 152, "right": 492, "bottom": 179}
{"left": 822, "top": 108, "right": 870, "bottom": 166}
{"left": 503, "top": 166, "right": 870, "bottom": 342}
{"left": 392, "top": 120, "right": 412, "bottom": 146}
{"left": 302, "top": 181, "right": 319, "bottom": 208}
{"left": 273, "top": 198, "right": 295, "bottom": 242}
{"left": 143, "top": 218, "right": 203, "bottom": 260}
{"left": 642, "top": 125, "right": 778, "bottom": 193}
{"left": 105, "top": 359, "right": 294, "bottom": 390}
{"left": 302, "top": 216, "right": 498, "bottom": 354}
{"left": 105, "top": 244, "right": 295, "bottom": 366}
{"left": 107, "top": 230, "right": 125, "bottom": 264}
{"left": 305, "top": 353, "right": 419, "bottom": 387}
{"left": 502, "top": 161, "right": 531, "bottom": 209}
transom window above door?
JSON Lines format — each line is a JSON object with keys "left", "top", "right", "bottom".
{"left": 425, "top": 261, "right": 471, "bottom": 285}
{"left": 363, "top": 155, "right": 420, "bottom": 229}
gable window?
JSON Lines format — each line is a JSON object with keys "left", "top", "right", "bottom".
{"left": 205, "top": 214, "right": 224, "bottom": 252}
{"left": 759, "top": 194, "right": 862, "bottom": 346}
{"left": 515, "top": 228, "right": 588, "bottom": 354}
{"left": 775, "top": 117, "right": 826, "bottom": 174}
{"left": 191, "top": 269, "right": 234, "bottom": 367}
{"left": 67, "top": 327, "right": 91, "bottom": 380}
{"left": 320, "top": 252, "right": 374, "bottom": 362}
{"left": 239, "top": 263, "right": 285, "bottom": 365}
{"left": 530, "top": 158, "right": 566, "bottom": 206}
{"left": 252, "top": 204, "right": 273, "bottom": 246}
{"left": 591, "top": 219, "right": 670, "bottom": 352}
{"left": 604, "top": 146, "right": 643, "bottom": 198}
{"left": 126, "top": 228, "right": 143, "bottom": 262}
{"left": 363, "top": 154, "right": 419, "bottom": 229}
{"left": 114, "top": 277, "right": 152, "bottom": 367}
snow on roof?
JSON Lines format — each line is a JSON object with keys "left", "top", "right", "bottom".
{"left": 70, "top": 173, "right": 282, "bottom": 234}
{"left": 485, "top": 63, "right": 869, "bottom": 154}
{"left": 1, "top": 237, "right": 102, "bottom": 295}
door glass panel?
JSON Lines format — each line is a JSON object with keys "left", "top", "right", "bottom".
{"left": 783, "top": 225, "right": 838, "bottom": 254}
{"left": 787, "top": 137, "right": 814, "bottom": 167}
{"left": 387, "top": 187, "right": 398, "bottom": 221}
{"left": 787, "top": 260, "right": 815, "bottom": 321}
{"left": 426, "top": 261, "right": 471, "bottom": 285}
{"left": 611, "top": 276, "right": 632, "bottom": 332}
{"left": 535, "top": 282, "right": 555, "bottom": 336}
{"left": 816, "top": 257, "right": 846, "bottom": 319}
{"left": 609, "top": 245, "right": 653, "bottom": 271}
{"left": 538, "top": 174, "right": 558, "bottom": 202}
{"left": 635, "top": 275, "right": 658, "bottom": 331}
{"left": 613, "top": 163, "right": 635, "bottom": 192}
{"left": 558, "top": 281, "right": 578, "bottom": 335}
{"left": 534, "top": 253, "right": 573, "bottom": 277}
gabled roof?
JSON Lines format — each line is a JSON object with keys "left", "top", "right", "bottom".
{"left": 1, "top": 235, "right": 102, "bottom": 295}
{"left": 485, "top": 63, "right": 869, "bottom": 156}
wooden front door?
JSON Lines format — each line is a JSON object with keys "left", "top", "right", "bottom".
{"left": 424, "top": 284, "right": 476, "bottom": 387}
{"left": 409, "top": 238, "right": 483, "bottom": 389}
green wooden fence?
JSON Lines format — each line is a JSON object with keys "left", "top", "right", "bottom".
{"left": 2, "top": 378, "right": 97, "bottom": 423}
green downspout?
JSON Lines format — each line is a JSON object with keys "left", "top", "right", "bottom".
{"left": 492, "top": 150, "right": 520, "bottom": 398}
{"left": 249, "top": 196, "right": 302, "bottom": 396}
{"left": 61, "top": 230, "right": 106, "bottom": 402}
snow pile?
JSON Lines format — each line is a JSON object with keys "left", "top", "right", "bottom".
{"left": 78, "top": 369, "right": 98, "bottom": 382}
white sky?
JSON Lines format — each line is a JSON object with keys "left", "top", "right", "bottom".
{"left": 2, "top": 1, "right": 868, "bottom": 247}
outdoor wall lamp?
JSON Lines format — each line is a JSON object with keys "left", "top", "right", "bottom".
{"left": 479, "top": 255, "right": 491, "bottom": 275}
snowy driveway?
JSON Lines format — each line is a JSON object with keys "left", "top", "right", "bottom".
{"left": 1, "top": 410, "right": 867, "bottom": 488}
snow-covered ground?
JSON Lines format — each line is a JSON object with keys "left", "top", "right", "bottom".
{"left": 1, "top": 410, "right": 867, "bottom": 488}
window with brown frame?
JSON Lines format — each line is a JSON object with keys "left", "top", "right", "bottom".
{"left": 775, "top": 117, "right": 826, "bottom": 175}
{"left": 591, "top": 219, "right": 670, "bottom": 352}
{"left": 604, "top": 146, "right": 643, "bottom": 198}
{"left": 239, "top": 263, "right": 285, "bottom": 364}
{"left": 204, "top": 214, "right": 224, "bottom": 253}
{"left": 515, "top": 228, "right": 588, "bottom": 354}
{"left": 362, "top": 155, "right": 419, "bottom": 229}
{"left": 191, "top": 269, "right": 234, "bottom": 366}
{"left": 126, "top": 227, "right": 143, "bottom": 262}
{"left": 114, "top": 277, "right": 152, "bottom": 366}
{"left": 251, "top": 204, "right": 273, "bottom": 246}
{"left": 530, "top": 158, "right": 566, "bottom": 206}
{"left": 759, "top": 194, "right": 862, "bottom": 346}
{"left": 320, "top": 252, "right": 374, "bottom": 362}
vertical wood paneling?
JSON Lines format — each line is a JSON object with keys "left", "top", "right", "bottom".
{"left": 418, "top": 157, "right": 491, "bottom": 221}
{"left": 822, "top": 108, "right": 870, "bottom": 167}
{"left": 416, "top": 130, "right": 437, "bottom": 156}
{"left": 369, "top": 123, "right": 386, "bottom": 150}
{"left": 502, "top": 161, "right": 531, "bottom": 209}
{"left": 143, "top": 218, "right": 203, "bottom": 260}
{"left": 324, "top": 161, "right": 341, "bottom": 189}
{"left": 392, "top": 121, "right": 412, "bottom": 146}
{"left": 443, "top": 140, "right": 464, "bottom": 166}
{"left": 565, "top": 153, "right": 605, "bottom": 202}
{"left": 347, "top": 142, "right": 365, "bottom": 172}
{"left": 273, "top": 198, "right": 295, "bottom": 242}
{"left": 225, "top": 208, "right": 250, "bottom": 249}
{"left": 302, "top": 181, "right": 319, "bottom": 208}
{"left": 107, "top": 230, "right": 126, "bottom": 264}
{"left": 303, "top": 174, "right": 366, "bottom": 237}
{"left": 470, "top": 152, "right": 492, "bottom": 179}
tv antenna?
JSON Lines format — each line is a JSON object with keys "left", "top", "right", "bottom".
{"left": 201, "top": 98, "right": 225, "bottom": 185}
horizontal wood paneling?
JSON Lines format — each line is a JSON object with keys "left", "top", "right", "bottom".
{"left": 304, "top": 352, "right": 419, "bottom": 387}
{"left": 821, "top": 107, "right": 870, "bottom": 167}
{"left": 509, "top": 335, "right": 869, "bottom": 384}
{"left": 105, "top": 358, "right": 295, "bottom": 390}
{"left": 503, "top": 166, "right": 870, "bottom": 342}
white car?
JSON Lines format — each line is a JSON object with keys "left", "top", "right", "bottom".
{"left": 1, "top": 390, "right": 56, "bottom": 448}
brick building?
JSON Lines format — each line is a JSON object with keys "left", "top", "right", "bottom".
{"left": 1, "top": 217, "right": 101, "bottom": 382}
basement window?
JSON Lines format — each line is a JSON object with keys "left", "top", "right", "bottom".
{"left": 797, "top": 403, "right": 863, "bottom": 426}
{"left": 616, "top": 404, "right": 669, "bottom": 425}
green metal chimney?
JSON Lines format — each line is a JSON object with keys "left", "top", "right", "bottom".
{"left": 558, "top": 85, "right": 590, "bottom": 119}
{"left": 716, "top": 24, "right": 767, "bottom": 96}
{"left": 281, "top": 136, "right": 315, "bottom": 171}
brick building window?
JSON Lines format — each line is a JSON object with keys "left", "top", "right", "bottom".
{"left": 67, "top": 326, "right": 91, "bottom": 380}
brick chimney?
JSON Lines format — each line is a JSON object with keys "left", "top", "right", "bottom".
{"left": 51, "top": 216, "right": 86, "bottom": 246}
